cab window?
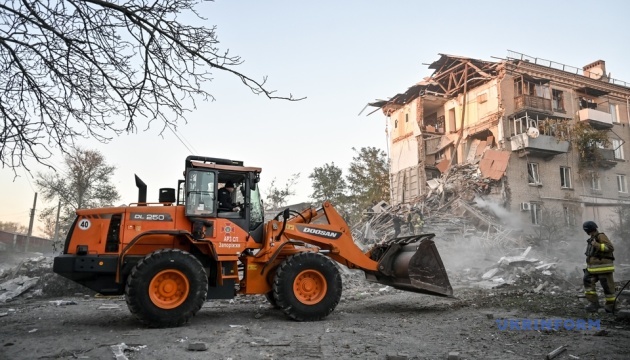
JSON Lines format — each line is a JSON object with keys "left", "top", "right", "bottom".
{"left": 186, "top": 170, "right": 216, "bottom": 216}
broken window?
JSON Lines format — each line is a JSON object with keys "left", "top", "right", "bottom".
{"left": 617, "top": 175, "right": 627, "bottom": 193}
{"left": 424, "top": 112, "right": 438, "bottom": 128}
{"left": 514, "top": 78, "right": 550, "bottom": 98}
{"left": 530, "top": 203, "right": 542, "bottom": 225}
{"left": 560, "top": 167, "right": 572, "bottom": 188}
{"left": 579, "top": 97, "right": 598, "bottom": 110}
{"left": 563, "top": 206, "right": 575, "bottom": 226}
{"left": 436, "top": 149, "right": 446, "bottom": 161}
{"left": 527, "top": 163, "right": 540, "bottom": 185}
{"left": 613, "top": 139, "right": 624, "bottom": 160}
{"left": 552, "top": 89, "right": 564, "bottom": 111}
{"left": 590, "top": 172, "right": 601, "bottom": 191}
{"left": 611, "top": 104, "right": 619, "bottom": 123}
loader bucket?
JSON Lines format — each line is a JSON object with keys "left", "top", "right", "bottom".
{"left": 365, "top": 234, "right": 453, "bottom": 297}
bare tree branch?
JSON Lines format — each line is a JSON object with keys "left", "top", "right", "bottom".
{"left": 0, "top": 0, "right": 303, "bottom": 172}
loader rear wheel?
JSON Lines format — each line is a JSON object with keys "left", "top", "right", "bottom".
{"left": 125, "top": 249, "right": 207, "bottom": 328}
{"left": 273, "top": 252, "right": 342, "bottom": 321}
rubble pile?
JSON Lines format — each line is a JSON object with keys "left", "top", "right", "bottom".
{"left": 353, "top": 162, "right": 518, "bottom": 249}
{"left": 450, "top": 246, "right": 580, "bottom": 293}
{"left": 0, "top": 255, "right": 91, "bottom": 302}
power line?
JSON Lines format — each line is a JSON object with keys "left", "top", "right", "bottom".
{"left": 165, "top": 122, "right": 198, "bottom": 154}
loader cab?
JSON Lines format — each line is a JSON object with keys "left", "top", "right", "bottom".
{"left": 182, "top": 156, "right": 264, "bottom": 242}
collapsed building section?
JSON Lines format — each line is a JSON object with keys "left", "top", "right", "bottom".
{"left": 369, "top": 51, "right": 630, "bottom": 233}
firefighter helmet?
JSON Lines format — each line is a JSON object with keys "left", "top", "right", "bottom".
{"left": 583, "top": 221, "right": 598, "bottom": 233}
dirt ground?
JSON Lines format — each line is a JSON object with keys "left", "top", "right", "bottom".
{"left": 1, "top": 283, "right": 629, "bottom": 360}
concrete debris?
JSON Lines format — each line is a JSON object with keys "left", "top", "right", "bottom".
{"left": 542, "top": 270, "right": 552, "bottom": 276}
{"left": 110, "top": 343, "right": 146, "bottom": 360}
{"left": 593, "top": 330, "right": 609, "bottom": 337}
{"left": 385, "top": 353, "right": 409, "bottom": 360}
{"left": 0, "top": 276, "right": 39, "bottom": 303}
{"left": 481, "top": 268, "right": 500, "bottom": 280}
{"left": 0, "top": 312, "right": 7, "bottom": 317}
{"left": 98, "top": 303, "right": 121, "bottom": 310}
{"left": 28, "top": 329, "right": 37, "bottom": 333}
{"left": 111, "top": 343, "right": 129, "bottom": 360}
{"left": 187, "top": 342, "right": 208, "bottom": 351}
{"left": 447, "top": 351, "right": 460, "bottom": 360}
{"left": 49, "top": 300, "right": 77, "bottom": 306}
{"left": 0, "top": 255, "right": 94, "bottom": 300}
{"left": 568, "top": 355, "right": 580, "bottom": 360}
{"left": 546, "top": 346, "right": 567, "bottom": 360}
{"left": 534, "top": 281, "right": 549, "bottom": 293}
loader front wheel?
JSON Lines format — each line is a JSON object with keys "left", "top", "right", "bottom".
{"left": 125, "top": 249, "right": 207, "bottom": 328}
{"left": 265, "top": 291, "right": 280, "bottom": 309}
{"left": 273, "top": 252, "right": 342, "bottom": 321}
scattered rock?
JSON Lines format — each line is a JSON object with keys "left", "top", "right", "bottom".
{"left": 447, "top": 351, "right": 460, "bottom": 360}
{"left": 0, "top": 276, "right": 39, "bottom": 302}
{"left": 98, "top": 303, "right": 121, "bottom": 310}
{"left": 49, "top": 300, "right": 77, "bottom": 306}
{"left": 187, "top": 342, "right": 208, "bottom": 351}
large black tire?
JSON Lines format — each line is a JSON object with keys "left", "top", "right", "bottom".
{"left": 125, "top": 249, "right": 207, "bottom": 328}
{"left": 272, "top": 252, "right": 342, "bottom": 321}
{"left": 265, "top": 291, "right": 280, "bottom": 309}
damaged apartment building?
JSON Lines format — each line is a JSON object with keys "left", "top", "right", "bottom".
{"left": 369, "top": 51, "right": 630, "bottom": 231}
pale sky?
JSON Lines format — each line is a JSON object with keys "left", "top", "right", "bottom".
{"left": 2, "top": 0, "right": 630, "bottom": 235}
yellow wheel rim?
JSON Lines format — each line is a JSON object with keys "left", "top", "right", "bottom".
{"left": 293, "top": 269, "right": 327, "bottom": 305}
{"left": 149, "top": 269, "right": 190, "bottom": 309}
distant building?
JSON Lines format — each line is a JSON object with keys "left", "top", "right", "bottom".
{"left": 370, "top": 51, "right": 630, "bottom": 230}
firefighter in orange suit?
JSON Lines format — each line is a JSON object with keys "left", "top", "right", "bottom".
{"left": 582, "top": 221, "right": 616, "bottom": 313}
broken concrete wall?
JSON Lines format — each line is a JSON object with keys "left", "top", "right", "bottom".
{"left": 388, "top": 97, "right": 426, "bottom": 205}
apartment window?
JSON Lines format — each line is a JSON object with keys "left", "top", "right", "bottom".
{"left": 436, "top": 150, "right": 446, "bottom": 161}
{"left": 613, "top": 139, "right": 625, "bottom": 160}
{"left": 394, "top": 119, "right": 398, "bottom": 128}
{"left": 552, "top": 89, "right": 564, "bottom": 111}
{"left": 405, "top": 113, "right": 409, "bottom": 123}
{"left": 563, "top": 206, "right": 575, "bottom": 226}
{"left": 477, "top": 92, "right": 488, "bottom": 103}
{"left": 590, "top": 172, "right": 601, "bottom": 190}
{"left": 530, "top": 203, "right": 542, "bottom": 225}
{"left": 560, "top": 166, "right": 572, "bottom": 188}
{"left": 514, "top": 78, "right": 550, "bottom": 98}
{"left": 617, "top": 175, "right": 627, "bottom": 193}
{"left": 611, "top": 104, "right": 619, "bottom": 123}
{"left": 527, "top": 163, "right": 540, "bottom": 185}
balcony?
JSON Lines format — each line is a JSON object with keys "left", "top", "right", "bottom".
{"left": 581, "top": 148, "right": 617, "bottom": 168}
{"left": 578, "top": 108, "right": 613, "bottom": 130}
{"left": 514, "top": 95, "right": 552, "bottom": 114}
{"left": 510, "top": 133, "right": 569, "bottom": 158}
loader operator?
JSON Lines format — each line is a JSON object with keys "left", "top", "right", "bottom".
{"left": 582, "top": 221, "right": 616, "bottom": 313}
{"left": 218, "top": 181, "right": 239, "bottom": 212}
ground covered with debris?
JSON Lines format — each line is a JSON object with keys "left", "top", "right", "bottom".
{"left": 1, "top": 250, "right": 630, "bottom": 360}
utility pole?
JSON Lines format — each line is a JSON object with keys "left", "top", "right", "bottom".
{"left": 26, "top": 192, "right": 37, "bottom": 252}
{"left": 53, "top": 200, "right": 61, "bottom": 246}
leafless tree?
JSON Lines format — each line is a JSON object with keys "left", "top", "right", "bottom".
{"left": 1, "top": 0, "right": 301, "bottom": 172}
{"left": 36, "top": 147, "right": 120, "bottom": 247}
{"left": 0, "top": 221, "right": 29, "bottom": 234}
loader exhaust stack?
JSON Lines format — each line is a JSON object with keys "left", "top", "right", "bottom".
{"left": 366, "top": 234, "right": 453, "bottom": 297}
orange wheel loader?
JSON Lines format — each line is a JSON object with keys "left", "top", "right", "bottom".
{"left": 53, "top": 156, "right": 452, "bottom": 327}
